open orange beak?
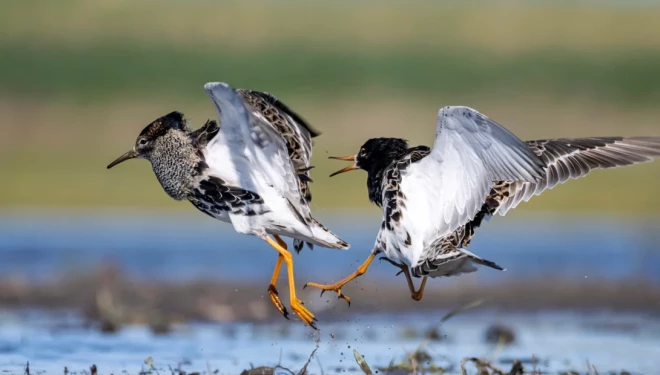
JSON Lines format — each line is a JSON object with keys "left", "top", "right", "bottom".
{"left": 329, "top": 155, "right": 358, "bottom": 177}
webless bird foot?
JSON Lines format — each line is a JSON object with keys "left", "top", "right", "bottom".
{"left": 303, "top": 282, "right": 352, "bottom": 305}
{"left": 267, "top": 284, "right": 289, "bottom": 319}
{"left": 379, "top": 257, "right": 427, "bottom": 302}
{"left": 290, "top": 298, "right": 317, "bottom": 329}
{"left": 303, "top": 253, "right": 376, "bottom": 307}
{"left": 379, "top": 257, "right": 407, "bottom": 275}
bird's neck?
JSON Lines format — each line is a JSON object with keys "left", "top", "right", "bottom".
{"left": 149, "top": 133, "right": 200, "bottom": 201}
{"left": 367, "top": 166, "right": 386, "bottom": 206}
{"left": 365, "top": 152, "right": 406, "bottom": 207}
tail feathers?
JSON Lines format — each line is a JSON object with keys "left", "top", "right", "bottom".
{"left": 308, "top": 217, "right": 349, "bottom": 250}
{"left": 412, "top": 247, "right": 504, "bottom": 278}
{"left": 460, "top": 248, "right": 505, "bottom": 271}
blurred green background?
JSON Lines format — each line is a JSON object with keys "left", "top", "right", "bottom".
{"left": 1, "top": 0, "right": 659, "bottom": 213}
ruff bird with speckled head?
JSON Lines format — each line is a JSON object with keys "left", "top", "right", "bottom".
{"left": 107, "top": 82, "right": 349, "bottom": 329}
{"left": 305, "top": 106, "right": 660, "bottom": 304}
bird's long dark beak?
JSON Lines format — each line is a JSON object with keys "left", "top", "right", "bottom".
{"left": 107, "top": 149, "right": 137, "bottom": 169}
{"left": 329, "top": 155, "right": 358, "bottom": 177}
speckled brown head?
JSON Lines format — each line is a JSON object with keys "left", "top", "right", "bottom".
{"left": 107, "top": 111, "right": 189, "bottom": 169}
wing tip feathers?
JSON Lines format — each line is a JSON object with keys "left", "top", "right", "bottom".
{"left": 204, "top": 81, "right": 232, "bottom": 92}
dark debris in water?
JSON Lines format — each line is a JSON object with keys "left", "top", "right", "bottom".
{"left": 6, "top": 355, "right": 639, "bottom": 375}
{"left": 2, "top": 295, "right": 648, "bottom": 375}
{"left": 485, "top": 324, "right": 516, "bottom": 345}
{"left": 240, "top": 367, "right": 279, "bottom": 375}
{"left": 423, "top": 326, "right": 446, "bottom": 341}
{"left": 460, "top": 358, "right": 523, "bottom": 375}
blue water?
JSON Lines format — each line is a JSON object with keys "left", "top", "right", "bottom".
{"left": 0, "top": 309, "right": 659, "bottom": 374}
{"left": 0, "top": 210, "right": 659, "bottom": 373}
{"left": 0, "top": 210, "right": 658, "bottom": 283}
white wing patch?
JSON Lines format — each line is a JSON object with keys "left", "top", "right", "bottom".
{"left": 418, "top": 106, "right": 544, "bottom": 234}
{"left": 203, "top": 82, "right": 311, "bottom": 223}
{"left": 394, "top": 106, "right": 545, "bottom": 266}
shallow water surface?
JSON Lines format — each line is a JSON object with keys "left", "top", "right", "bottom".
{"left": 0, "top": 310, "right": 658, "bottom": 374}
{"left": 0, "top": 212, "right": 659, "bottom": 373}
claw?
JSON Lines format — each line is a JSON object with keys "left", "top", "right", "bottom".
{"left": 304, "top": 282, "right": 351, "bottom": 306}
{"left": 334, "top": 289, "right": 351, "bottom": 305}
{"left": 337, "top": 293, "right": 351, "bottom": 306}
{"left": 268, "top": 284, "right": 290, "bottom": 320}
{"left": 291, "top": 299, "right": 317, "bottom": 329}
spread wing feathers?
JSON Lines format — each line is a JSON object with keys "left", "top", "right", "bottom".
{"left": 497, "top": 136, "right": 660, "bottom": 215}
{"left": 407, "top": 106, "right": 546, "bottom": 240}
{"left": 237, "top": 89, "right": 320, "bottom": 205}
{"left": 203, "top": 82, "right": 312, "bottom": 224}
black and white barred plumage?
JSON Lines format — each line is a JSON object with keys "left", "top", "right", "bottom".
{"left": 331, "top": 106, "right": 660, "bottom": 280}
{"left": 108, "top": 82, "right": 348, "bottom": 253}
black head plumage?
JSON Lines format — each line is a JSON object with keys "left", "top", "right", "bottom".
{"left": 327, "top": 137, "right": 412, "bottom": 206}
{"left": 138, "top": 111, "right": 189, "bottom": 139}
{"left": 355, "top": 138, "right": 410, "bottom": 172}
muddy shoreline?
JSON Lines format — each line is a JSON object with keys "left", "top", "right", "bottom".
{"left": 1, "top": 265, "right": 658, "bottom": 328}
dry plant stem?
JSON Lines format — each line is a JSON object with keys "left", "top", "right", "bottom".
{"left": 460, "top": 357, "right": 508, "bottom": 375}
{"left": 352, "top": 349, "right": 373, "bottom": 375}
{"left": 297, "top": 334, "right": 320, "bottom": 375}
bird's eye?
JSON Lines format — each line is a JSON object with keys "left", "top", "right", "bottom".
{"left": 359, "top": 150, "right": 366, "bottom": 157}
{"left": 138, "top": 138, "right": 148, "bottom": 147}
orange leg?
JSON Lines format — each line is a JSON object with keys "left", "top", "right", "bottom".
{"left": 405, "top": 270, "right": 428, "bottom": 301}
{"left": 264, "top": 235, "right": 317, "bottom": 329}
{"left": 380, "top": 258, "right": 428, "bottom": 301}
{"left": 304, "top": 253, "right": 376, "bottom": 305}
{"left": 267, "top": 235, "right": 288, "bottom": 319}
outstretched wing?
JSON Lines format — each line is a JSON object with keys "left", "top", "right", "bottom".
{"left": 398, "top": 106, "right": 545, "bottom": 250}
{"left": 203, "top": 82, "right": 312, "bottom": 224}
{"left": 496, "top": 136, "right": 660, "bottom": 215}
{"left": 237, "top": 89, "right": 320, "bottom": 204}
